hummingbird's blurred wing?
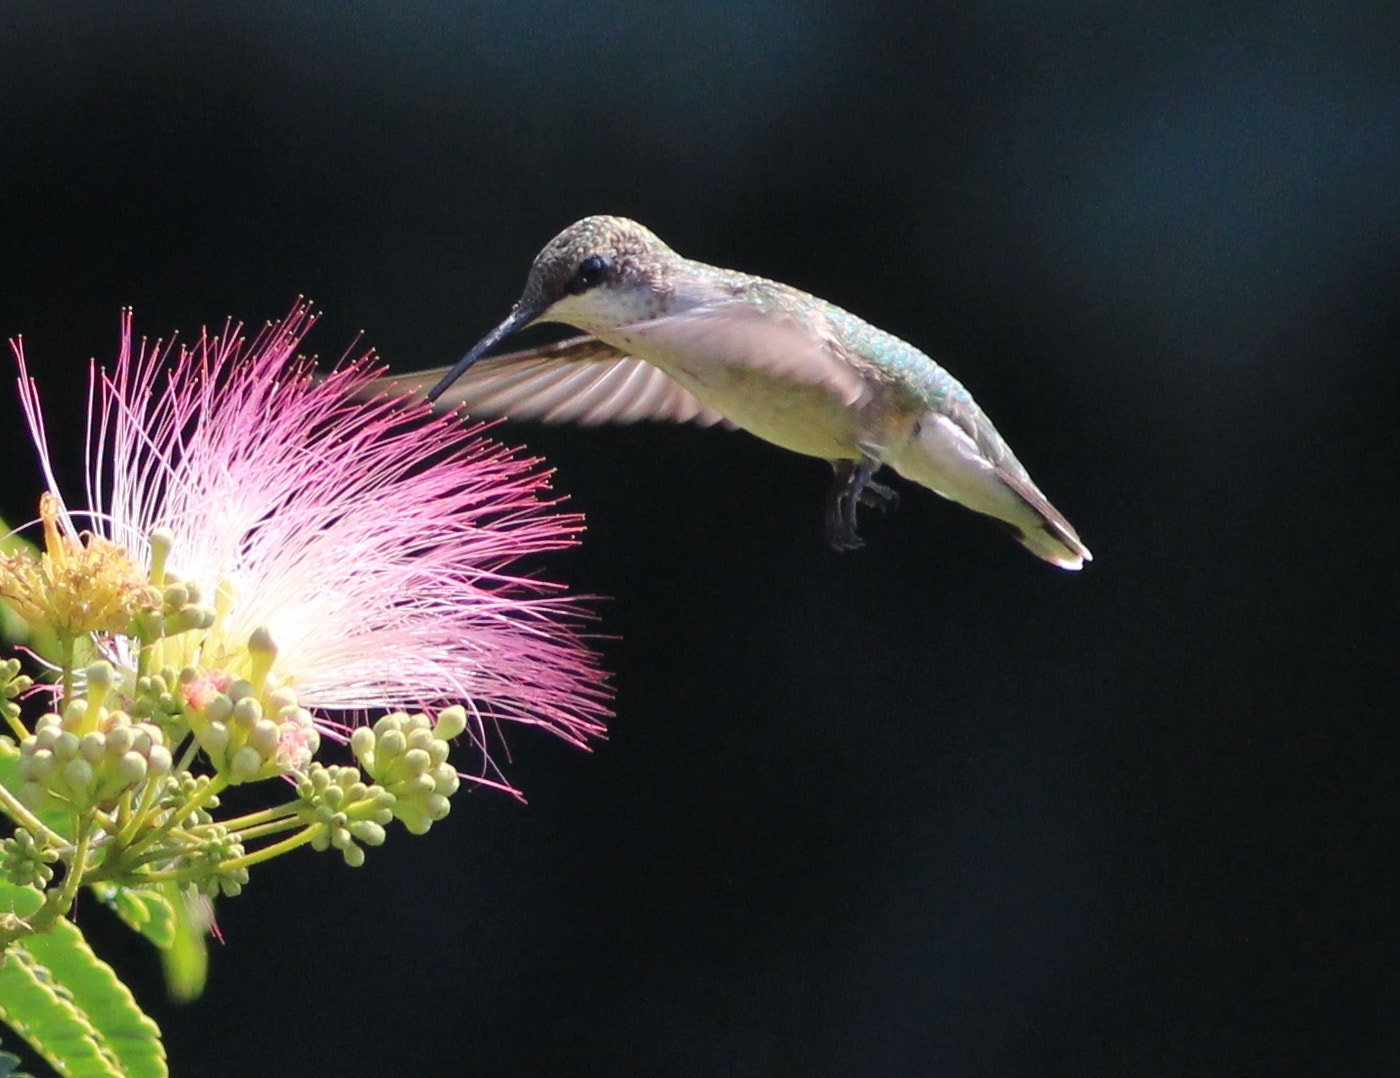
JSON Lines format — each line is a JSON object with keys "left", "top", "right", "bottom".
{"left": 621, "top": 298, "right": 873, "bottom": 410}
{"left": 367, "top": 335, "right": 735, "bottom": 428}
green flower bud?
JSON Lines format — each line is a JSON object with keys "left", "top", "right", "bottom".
{"left": 247, "top": 627, "right": 277, "bottom": 691}
{"left": 15, "top": 709, "right": 172, "bottom": 812}
{"left": 130, "top": 669, "right": 186, "bottom": 726}
{"left": 249, "top": 719, "right": 280, "bottom": 755}
{"left": 79, "top": 731, "right": 106, "bottom": 764}
{"left": 1, "top": 827, "right": 59, "bottom": 888}
{"left": 348, "top": 820, "right": 386, "bottom": 847}
{"left": 115, "top": 751, "right": 148, "bottom": 787}
{"left": 231, "top": 696, "right": 263, "bottom": 727}
{"left": 201, "top": 723, "right": 230, "bottom": 756}
{"left": 187, "top": 825, "right": 249, "bottom": 898}
{"left": 63, "top": 757, "right": 95, "bottom": 790}
{"left": 229, "top": 746, "right": 264, "bottom": 780}
{"left": 157, "top": 772, "right": 220, "bottom": 829}
{"left": 62, "top": 698, "right": 91, "bottom": 732}
{"left": 1, "top": 658, "right": 34, "bottom": 726}
{"left": 105, "top": 724, "right": 134, "bottom": 755}
{"left": 146, "top": 742, "right": 172, "bottom": 774}
{"left": 296, "top": 763, "right": 395, "bottom": 866}
{"left": 434, "top": 706, "right": 468, "bottom": 742}
{"left": 130, "top": 539, "right": 221, "bottom": 639}
{"left": 267, "top": 687, "right": 298, "bottom": 713}
{"left": 203, "top": 694, "right": 234, "bottom": 725}
{"left": 188, "top": 680, "right": 318, "bottom": 783}
{"left": 349, "top": 725, "right": 375, "bottom": 758}
{"left": 148, "top": 527, "right": 174, "bottom": 586}
{"left": 352, "top": 711, "right": 462, "bottom": 835}
{"left": 84, "top": 661, "right": 117, "bottom": 712}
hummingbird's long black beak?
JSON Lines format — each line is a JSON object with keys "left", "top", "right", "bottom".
{"left": 426, "top": 300, "right": 543, "bottom": 402}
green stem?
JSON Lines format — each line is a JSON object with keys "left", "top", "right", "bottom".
{"left": 113, "top": 770, "right": 170, "bottom": 849}
{"left": 113, "top": 787, "right": 134, "bottom": 834}
{"left": 174, "top": 736, "right": 200, "bottom": 773}
{"left": 217, "top": 803, "right": 298, "bottom": 832}
{"left": 229, "top": 817, "right": 303, "bottom": 843}
{"left": 217, "top": 827, "right": 319, "bottom": 872}
{"left": 120, "top": 772, "right": 228, "bottom": 863}
{"left": 30, "top": 815, "right": 91, "bottom": 933}
{"left": 179, "top": 773, "right": 228, "bottom": 819}
{"left": 96, "top": 824, "right": 220, "bottom": 875}
{"left": 2, "top": 707, "right": 28, "bottom": 741}
{"left": 139, "top": 826, "right": 319, "bottom": 883}
{"left": 59, "top": 637, "right": 74, "bottom": 704}
{"left": 0, "top": 782, "right": 67, "bottom": 847}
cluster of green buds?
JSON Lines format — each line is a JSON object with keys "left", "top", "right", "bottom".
{"left": 353, "top": 708, "right": 466, "bottom": 834}
{"left": 0, "top": 504, "right": 469, "bottom": 952}
{"left": 129, "top": 529, "right": 217, "bottom": 642}
{"left": 0, "top": 826, "right": 58, "bottom": 888}
{"left": 183, "top": 631, "right": 321, "bottom": 783}
{"left": 16, "top": 711, "right": 172, "bottom": 815}
{"left": 13, "top": 662, "right": 171, "bottom": 814}
{"left": 1, "top": 656, "right": 32, "bottom": 739}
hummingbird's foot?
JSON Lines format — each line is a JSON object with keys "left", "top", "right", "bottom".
{"left": 825, "top": 456, "right": 884, "bottom": 551}
{"left": 826, "top": 515, "right": 865, "bottom": 551}
{"left": 858, "top": 479, "right": 900, "bottom": 513}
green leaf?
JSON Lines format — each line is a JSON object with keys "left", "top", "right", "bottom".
{"left": 83, "top": 882, "right": 209, "bottom": 1004}
{"left": 0, "top": 605, "right": 26, "bottom": 648}
{"left": 0, "top": 880, "right": 45, "bottom": 922}
{"left": 86, "top": 885, "right": 176, "bottom": 950}
{"left": 20, "top": 917, "right": 167, "bottom": 1078}
{"left": 159, "top": 886, "right": 209, "bottom": 1004}
{"left": 0, "top": 943, "right": 124, "bottom": 1078}
{"left": 0, "top": 520, "right": 35, "bottom": 559}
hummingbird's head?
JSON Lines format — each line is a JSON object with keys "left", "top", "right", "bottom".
{"left": 426, "top": 216, "right": 676, "bottom": 402}
{"left": 517, "top": 215, "right": 675, "bottom": 334}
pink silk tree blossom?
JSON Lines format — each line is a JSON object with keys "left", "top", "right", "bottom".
{"left": 11, "top": 302, "right": 610, "bottom": 788}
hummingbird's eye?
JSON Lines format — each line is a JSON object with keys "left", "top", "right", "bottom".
{"left": 566, "top": 254, "right": 611, "bottom": 295}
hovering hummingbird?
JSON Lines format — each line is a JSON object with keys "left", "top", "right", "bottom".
{"left": 379, "top": 216, "right": 1091, "bottom": 569}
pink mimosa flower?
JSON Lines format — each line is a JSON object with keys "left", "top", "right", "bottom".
{"left": 11, "top": 302, "right": 609, "bottom": 787}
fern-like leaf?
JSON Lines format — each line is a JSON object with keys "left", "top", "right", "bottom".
{"left": 87, "top": 885, "right": 176, "bottom": 951}
{"left": 0, "top": 944, "right": 124, "bottom": 1078}
{"left": 19, "top": 918, "right": 166, "bottom": 1078}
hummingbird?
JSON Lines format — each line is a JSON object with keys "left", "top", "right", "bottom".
{"left": 379, "top": 215, "right": 1091, "bottom": 569}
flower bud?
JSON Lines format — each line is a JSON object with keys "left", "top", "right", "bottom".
{"left": 296, "top": 763, "right": 395, "bottom": 866}
{"left": 1, "top": 828, "right": 59, "bottom": 888}
{"left": 15, "top": 708, "right": 173, "bottom": 812}
{"left": 351, "top": 711, "right": 461, "bottom": 835}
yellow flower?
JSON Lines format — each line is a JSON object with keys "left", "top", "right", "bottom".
{"left": 0, "top": 493, "right": 158, "bottom": 642}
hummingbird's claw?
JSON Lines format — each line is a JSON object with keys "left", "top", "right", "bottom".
{"left": 826, "top": 518, "right": 866, "bottom": 551}
{"left": 825, "top": 456, "right": 887, "bottom": 551}
{"left": 858, "top": 479, "right": 900, "bottom": 513}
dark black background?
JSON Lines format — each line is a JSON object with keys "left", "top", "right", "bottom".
{"left": 2, "top": 3, "right": 1397, "bottom": 1075}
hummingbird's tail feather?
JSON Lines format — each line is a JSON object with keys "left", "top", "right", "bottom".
{"left": 990, "top": 463, "right": 1093, "bottom": 571}
{"left": 887, "top": 412, "right": 1092, "bottom": 570}
{"left": 1005, "top": 516, "right": 1091, "bottom": 571}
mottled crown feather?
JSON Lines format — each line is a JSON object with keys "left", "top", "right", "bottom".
{"left": 525, "top": 216, "right": 674, "bottom": 304}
